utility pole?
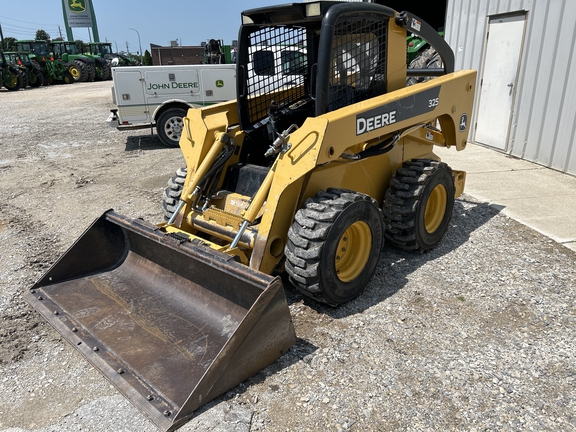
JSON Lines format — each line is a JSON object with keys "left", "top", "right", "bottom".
{"left": 0, "top": 23, "right": 5, "bottom": 51}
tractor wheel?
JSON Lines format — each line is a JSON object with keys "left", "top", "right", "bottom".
{"left": 29, "top": 67, "right": 43, "bottom": 87}
{"left": 285, "top": 188, "right": 384, "bottom": 306}
{"left": 62, "top": 70, "right": 75, "bottom": 85}
{"left": 3, "top": 70, "right": 22, "bottom": 91}
{"left": 18, "top": 70, "right": 29, "bottom": 88}
{"left": 383, "top": 159, "right": 455, "bottom": 251}
{"left": 86, "top": 63, "right": 96, "bottom": 82}
{"left": 96, "top": 59, "right": 111, "bottom": 80}
{"left": 156, "top": 108, "right": 187, "bottom": 147}
{"left": 162, "top": 167, "right": 187, "bottom": 220}
{"left": 69, "top": 60, "right": 87, "bottom": 82}
{"left": 407, "top": 47, "right": 442, "bottom": 87}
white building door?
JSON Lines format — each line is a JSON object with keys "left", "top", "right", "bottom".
{"left": 475, "top": 14, "right": 526, "bottom": 150}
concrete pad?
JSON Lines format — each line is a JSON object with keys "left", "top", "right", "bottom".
{"left": 435, "top": 143, "right": 576, "bottom": 251}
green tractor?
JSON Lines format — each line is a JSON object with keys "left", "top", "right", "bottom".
{"left": 0, "top": 51, "right": 23, "bottom": 91}
{"left": 85, "top": 41, "right": 114, "bottom": 58}
{"left": 86, "top": 41, "right": 139, "bottom": 68}
{"left": 51, "top": 41, "right": 95, "bottom": 82}
{"left": 407, "top": 31, "right": 444, "bottom": 63}
{"left": 16, "top": 40, "right": 74, "bottom": 85}
{"left": 3, "top": 52, "right": 44, "bottom": 88}
{"left": 83, "top": 42, "right": 112, "bottom": 80}
{"left": 2, "top": 52, "right": 28, "bottom": 88}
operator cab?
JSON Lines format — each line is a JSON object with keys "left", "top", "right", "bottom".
{"left": 236, "top": 1, "right": 393, "bottom": 151}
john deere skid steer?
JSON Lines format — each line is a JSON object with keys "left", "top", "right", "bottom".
{"left": 27, "top": 2, "right": 476, "bottom": 430}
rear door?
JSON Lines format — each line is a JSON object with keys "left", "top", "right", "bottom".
{"left": 475, "top": 14, "right": 526, "bottom": 150}
{"left": 113, "top": 69, "right": 148, "bottom": 122}
{"left": 199, "top": 65, "right": 237, "bottom": 105}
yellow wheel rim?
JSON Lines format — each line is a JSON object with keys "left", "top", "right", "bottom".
{"left": 8, "top": 73, "right": 18, "bottom": 87}
{"left": 335, "top": 221, "right": 371, "bottom": 282}
{"left": 424, "top": 184, "right": 447, "bottom": 233}
{"left": 70, "top": 67, "right": 80, "bottom": 78}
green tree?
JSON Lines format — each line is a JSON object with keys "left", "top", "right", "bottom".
{"left": 74, "top": 39, "right": 85, "bottom": 53}
{"left": 2, "top": 37, "right": 17, "bottom": 51}
{"left": 143, "top": 49, "right": 152, "bottom": 66}
{"left": 35, "top": 30, "right": 50, "bottom": 41}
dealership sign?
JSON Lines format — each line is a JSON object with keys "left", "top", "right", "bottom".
{"left": 65, "top": 0, "right": 93, "bottom": 28}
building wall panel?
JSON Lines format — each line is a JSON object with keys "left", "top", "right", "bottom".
{"left": 446, "top": 0, "right": 576, "bottom": 175}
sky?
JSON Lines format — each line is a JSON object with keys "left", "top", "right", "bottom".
{"left": 0, "top": 0, "right": 294, "bottom": 54}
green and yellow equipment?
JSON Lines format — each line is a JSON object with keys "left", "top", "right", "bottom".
{"left": 3, "top": 51, "right": 44, "bottom": 88}
{"left": 16, "top": 40, "right": 74, "bottom": 85}
{"left": 27, "top": 2, "right": 476, "bottom": 431}
{"left": 1, "top": 51, "right": 24, "bottom": 91}
{"left": 51, "top": 41, "right": 96, "bottom": 82}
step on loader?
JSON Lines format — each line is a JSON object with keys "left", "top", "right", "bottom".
{"left": 27, "top": 2, "right": 477, "bottom": 431}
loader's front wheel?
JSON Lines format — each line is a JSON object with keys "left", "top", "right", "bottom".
{"left": 383, "top": 159, "right": 455, "bottom": 251}
{"left": 162, "top": 167, "right": 187, "bottom": 220}
{"left": 285, "top": 189, "right": 383, "bottom": 306}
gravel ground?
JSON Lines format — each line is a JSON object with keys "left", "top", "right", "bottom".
{"left": 0, "top": 81, "right": 575, "bottom": 432}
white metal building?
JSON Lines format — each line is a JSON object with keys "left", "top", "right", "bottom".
{"left": 445, "top": 0, "right": 576, "bottom": 176}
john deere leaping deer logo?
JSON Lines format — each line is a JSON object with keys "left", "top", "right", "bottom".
{"left": 68, "top": 0, "right": 87, "bottom": 13}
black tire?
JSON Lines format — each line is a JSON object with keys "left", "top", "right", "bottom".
{"left": 85, "top": 63, "right": 96, "bottom": 82}
{"left": 19, "top": 70, "right": 29, "bottom": 88}
{"left": 285, "top": 188, "right": 384, "bottom": 306}
{"left": 383, "top": 159, "right": 455, "bottom": 252}
{"left": 407, "top": 47, "right": 442, "bottom": 87}
{"left": 29, "top": 67, "right": 44, "bottom": 87}
{"left": 99, "top": 60, "right": 112, "bottom": 80}
{"left": 69, "top": 60, "right": 87, "bottom": 82}
{"left": 3, "top": 69, "right": 22, "bottom": 91}
{"left": 156, "top": 108, "right": 187, "bottom": 147}
{"left": 162, "top": 167, "right": 187, "bottom": 220}
{"left": 63, "top": 70, "right": 75, "bottom": 84}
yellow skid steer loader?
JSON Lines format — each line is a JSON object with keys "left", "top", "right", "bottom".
{"left": 27, "top": 2, "right": 476, "bottom": 431}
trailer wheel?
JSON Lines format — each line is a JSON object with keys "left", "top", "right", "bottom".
{"left": 156, "top": 108, "right": 187, "bottom": 147}
{"left": 162, "top": 167, "right": 187, "bottom": 220}
{"left": 383, "top": 159, "right": 455, "bottom": 251}
{"left": 285, "top": 188, "right": 383, "bottom": 306}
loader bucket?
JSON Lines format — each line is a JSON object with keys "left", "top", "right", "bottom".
{"left": 25, "top": 210, "right": 296, "bottom": 431}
